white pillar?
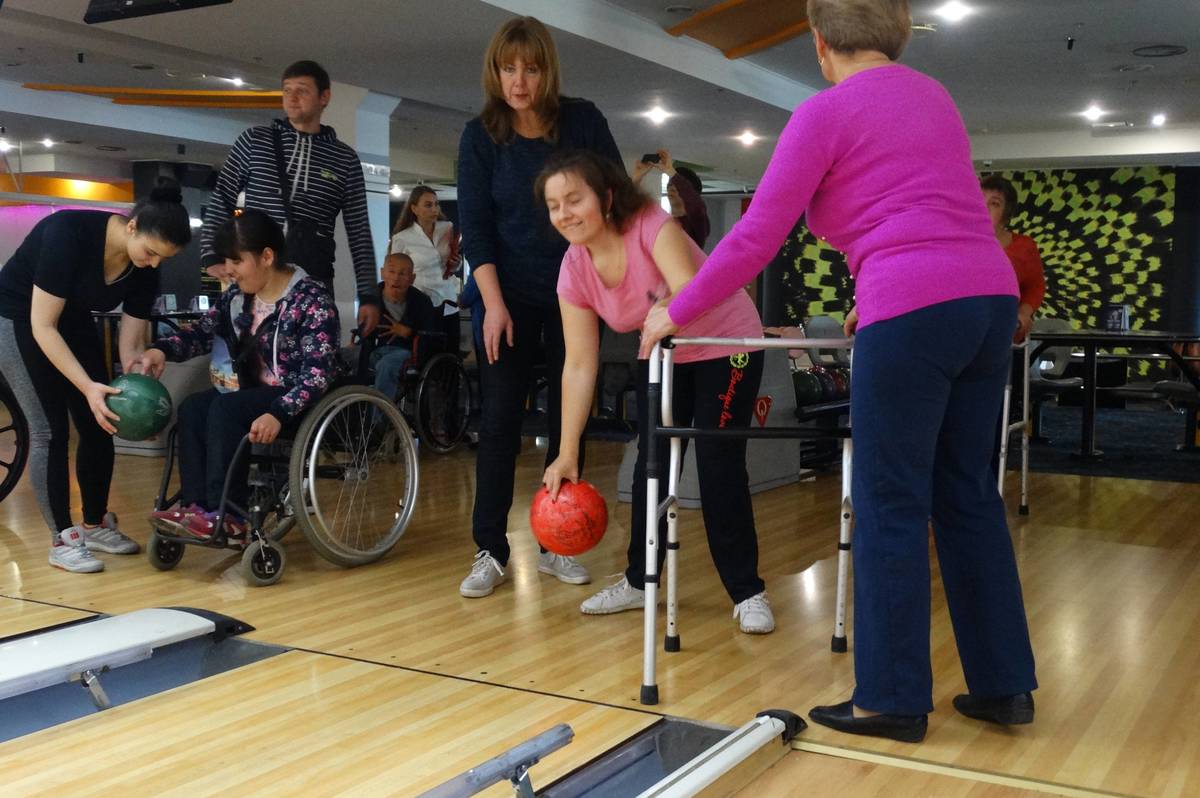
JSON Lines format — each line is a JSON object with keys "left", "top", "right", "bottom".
{"left": 322, "top": 82, "right": 400, "bottom": 338}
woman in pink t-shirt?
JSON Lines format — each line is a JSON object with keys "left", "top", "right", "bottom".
{"left": 534, "top": 149, "right": 773, "bottom": 635}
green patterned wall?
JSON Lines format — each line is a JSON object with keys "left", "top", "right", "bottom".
{"left": 778, "top": 166, "right": 1177, "bottom": 344}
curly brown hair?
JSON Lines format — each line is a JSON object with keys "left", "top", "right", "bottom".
{"left": 534, "top": 150, "right": 651, "bottom": 234}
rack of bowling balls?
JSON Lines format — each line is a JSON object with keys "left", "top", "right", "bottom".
{"left": 792, "top": 365, "right": 851, "bottom": 411}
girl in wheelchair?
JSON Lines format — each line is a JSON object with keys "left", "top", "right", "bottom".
{"left": 137, "top": 209, "right": 340, "bottom": 539}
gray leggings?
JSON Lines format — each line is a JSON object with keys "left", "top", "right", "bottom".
{"left": 0, "top": 314, "right": 114, "bottom": 542}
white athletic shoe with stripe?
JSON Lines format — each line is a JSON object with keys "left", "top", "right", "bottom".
{"left": 82, "top": 512, "right": 140, "bottom": 554}
{"left": 49, "top": 527, "right": 104, "bottom": 573}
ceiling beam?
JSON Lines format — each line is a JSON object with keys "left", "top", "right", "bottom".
{"left": 724, "top": 21, "right": 812, "bottom": 60}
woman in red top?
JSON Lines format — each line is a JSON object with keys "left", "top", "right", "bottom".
{"left": 982, "top": 175, "right": 1045, "bottom": 342}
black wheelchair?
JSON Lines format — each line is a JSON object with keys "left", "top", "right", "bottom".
{"left": 148, "top": 382, "right": 420, "bottom": 586}
{"left": 0, "top": 373, "right": 29, "bottom": 504}
{"left": 355, "top": 329, "right": 473, "bottom": 455}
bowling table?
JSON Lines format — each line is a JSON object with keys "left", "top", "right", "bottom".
{"left": 1028, "top": 329, "right": 1200, "bottom": 458}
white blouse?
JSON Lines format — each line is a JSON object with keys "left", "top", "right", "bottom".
{"left": 390, "top": 220, "right": 459, "bottom": 314}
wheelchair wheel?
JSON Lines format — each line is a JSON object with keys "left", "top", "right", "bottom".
{"left": 147, "top": 532, "right": 185, "bottom": 571}
{"left": 0, "top": 377, "right": 29, "bottom": 504}
{"left": 242, "top": 539, "right": 285, "bottom": 586}
{"left": 289, "top": 386, "right": 419, "bottom": 567}
{"left": 415, "top": 353, "right": 471, "bottom": 454}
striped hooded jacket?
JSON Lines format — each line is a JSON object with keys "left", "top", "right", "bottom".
{"left": 199, "top": 118, "right": 379, "bottom": 306}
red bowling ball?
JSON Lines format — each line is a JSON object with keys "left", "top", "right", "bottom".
{"left": 530, "top": 480, "right": 609, "bottom": 556}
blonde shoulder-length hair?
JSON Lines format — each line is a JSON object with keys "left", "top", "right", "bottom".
{"left": 480, "top": 16, "right": 562, "bottom": 144}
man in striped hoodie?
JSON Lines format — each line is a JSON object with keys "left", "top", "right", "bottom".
{"left": 200, "top": 60, "right": 381, "bottom": 334}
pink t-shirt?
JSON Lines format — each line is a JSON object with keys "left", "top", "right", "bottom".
{"left": 669, "top": 64, "right": 1017, "bottom": 331}
{"left": 251, "top": 296, "right": 281, "bottom": 387}
{"left": 557, "top": 206, "right": 762, "bottom": 364}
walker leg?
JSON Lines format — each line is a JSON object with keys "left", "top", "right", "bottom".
{"left": 1019, "top": 341, "right": 1031, "bottom": 515}
{"left": 664, "top": 437, "right": 681, "bottom": 653}
{"left": 832, "top": 438, "right": 852, "bottom": 653}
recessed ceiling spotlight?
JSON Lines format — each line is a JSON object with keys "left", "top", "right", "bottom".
{"left": 933, "top": 1, "right": 972, "bottom": 23}
{"left": 0, "top": 138, "right": 11, "bottom": 153}
{"left": 1151, "top": 113, "right": 1167, "bottom": 127}
{"left": 41, "top": 138, "right": 53, "bottom": 148}
{"left": 738, "top": 130, "right": 758, "bottom": 146}
{"left": 389, "top": 184, "right": 404, "bottom": 198}
{"left": 1133, "top": 44, "right": 1187, "bottom": 58}
{"left": 644, "top": 106, "right": 672, "bottom": 125}
{"left": 1081, "top": 104, "right": 1105, "bottom": 122}
{"left": 231, "top": 77, "right": 244, "bottom": 87}
{"left": 189, "top": 217, "right": 203, "bottom": 229}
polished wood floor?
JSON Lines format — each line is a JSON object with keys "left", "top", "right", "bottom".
{"left": 1, "top": 436, "right": 1198, "bottom": 796}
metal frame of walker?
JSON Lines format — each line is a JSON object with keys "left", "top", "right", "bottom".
{"left": 640, "top": 335, "right": 854, "bottom": 706}
{"left": 997, "top": 339, "right": 1032, "bottom": 515}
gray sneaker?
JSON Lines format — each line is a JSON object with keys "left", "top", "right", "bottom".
{"left": 459, "top": 551, "right": 506, "bottom": 598}
{"left": 537, "top": 552, "right": 591, "bottom": 585}
{"left": 581, "top": 577, "right": 645, "bottom": 615}
{"left": 82, "top": 512, "right": 140, "bottom": 554}
{"left": 733, "top": 592, "right": 775, "bottom": 634}
{"left": 49, "top": 527, "right": 104, "bottom": 573}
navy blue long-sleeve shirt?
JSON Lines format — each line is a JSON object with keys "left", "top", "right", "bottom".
{"left": 456, "top": 98, "right": 623, "bottom": 308}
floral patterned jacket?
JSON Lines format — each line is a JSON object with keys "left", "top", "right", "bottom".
{"left": 151, "top": 269, "right": 340, "bottom": 422}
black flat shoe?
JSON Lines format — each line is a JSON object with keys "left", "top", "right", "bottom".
{"left": 952, "top": 692, "right": 1034, "bottom": 725}
{"left": 808, "top": 700, "right": 927, "bottom": 743}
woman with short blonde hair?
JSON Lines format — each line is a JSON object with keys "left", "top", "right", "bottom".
{"left": 641, "top": 0, "right": 1037, "bottom": 742}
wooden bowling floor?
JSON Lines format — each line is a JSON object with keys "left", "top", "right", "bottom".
{"left": 1, "top": 438, "right": 1198, "bottom": 796}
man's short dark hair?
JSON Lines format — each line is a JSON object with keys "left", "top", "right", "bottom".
{"left": 282, "top": 60, "right": 330, "bottom": 93}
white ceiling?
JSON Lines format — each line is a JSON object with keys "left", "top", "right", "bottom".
{"left": 1, "top": 0, "right": 1198, "bottom": 187}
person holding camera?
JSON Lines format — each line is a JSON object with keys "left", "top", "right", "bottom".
{"left": 634, "top": 149, "right": 710, "bottom": 248}
{"left": 199, "top": 59, "right": 381, "bottom": 335}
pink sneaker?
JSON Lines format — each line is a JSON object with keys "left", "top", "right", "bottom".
{"left": 180, "top": 511, "right": 247, "bottom": 541}
{"left": 149, "top": 503, "right": 205, "bottom": 535}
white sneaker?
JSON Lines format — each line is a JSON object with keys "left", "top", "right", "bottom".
{"left": 459, "top": 551, "right": 506, "bottom": 598}
{"left": 49, "top": 527, "right": 104, "bottom": 573}
{"left": 581, "top": 577, "right": 645, "bottom": 615}
{"left": 734, "top": 592, "right": 775, "bottom": 634}
{"left": 538, "top": 552, "right": 591, "bottom": 585}
{"left": 82, "top": 512, "right": 140, "bottom": 554}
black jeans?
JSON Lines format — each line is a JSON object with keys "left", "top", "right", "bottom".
{"left": 627, "top": 350, "right": 766, "bottom": 604}
{"left": 176, "top": 386, "right": 287, "bottom": 512}
{"left": 0, "top": 314, "right": 112, "bottom": 539}
{"left": 471, "top": 300, "right": 586, "bottom": 565}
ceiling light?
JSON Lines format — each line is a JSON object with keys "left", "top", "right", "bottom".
{"left": 0, "top": 139, "right": 11, "bottom": 153}
{"left": 738, "top": 130, "right": 758, "bottom": 146}
{"left": 41, "top": 138, "right": 53, "bottom": 148}
{"left": 1082, "top": 104, "right": 1105, "bottom": 121}
{"left": 1151, "top": 113, "right": 1167, "bottom": 127}
{"left": 1132, "top": 44, "right": 1187, "bottom": 58}
{"left": 389, "top": 184, "right": 404, "bottom": 198}
{"left": 644, "top": 106, "right": 671, "bottom": 125}
{"left": 231, "top": 77, "right": 244, "bottom": 87}
{"left": 933, "top": 1, "right": 972, "bottom": 22}
{"left": 189, "top": 217, "right": 203, "bottom": 229}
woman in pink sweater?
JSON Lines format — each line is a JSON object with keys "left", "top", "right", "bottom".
{"left": 537, "top": 149, "right": 774, "bottom": 635}
{"left": 642, "top": 0, "right": 1036, "bottom": 743}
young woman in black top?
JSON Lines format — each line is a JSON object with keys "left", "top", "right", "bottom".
{"left": 0, "top": 179, "right": 191, "bottom": 573}
{"left": 456, "top": 15, "right": 623, "bottom": 598}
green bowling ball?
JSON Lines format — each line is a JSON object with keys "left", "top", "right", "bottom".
{"left": 792, "top": 369, "right": 824, "bottom": 407}
{"left": 105, "top": 373, "right": 173, "bottom": 440}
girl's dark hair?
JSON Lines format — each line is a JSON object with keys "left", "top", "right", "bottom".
{"left": 212, "top": 208, "right": 288, "bottom": 268}
{"left": 980, "top": 174, "right": 1020, "bottom": 225}
{"left": 534, "top": 149, "right": 651, "bottom": 233}
{"left": 129, "top": 177, "right": 191, "bottom": 247}
{"left": 674, "top": 166, "right": 703, "bottom": 195}
{"left": 392, "top": 185, "right": 441, "bottom": 235}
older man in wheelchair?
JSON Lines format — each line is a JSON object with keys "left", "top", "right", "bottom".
{"left": 137, "top": 211, "right": 421, "bottom": 585}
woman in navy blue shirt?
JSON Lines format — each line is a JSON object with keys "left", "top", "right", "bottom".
{"left": 456, "top": 15, "right": 623, "bottom": 598}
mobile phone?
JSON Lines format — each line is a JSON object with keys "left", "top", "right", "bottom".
{"left": 641, "top": 153, "right": 661, "bottom": 164}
